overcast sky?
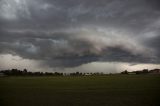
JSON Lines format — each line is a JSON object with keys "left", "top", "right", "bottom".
{"left": 0, "top": 0, "right": 160, "bottom": 73}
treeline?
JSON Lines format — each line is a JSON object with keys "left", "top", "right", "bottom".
{"left": 0, "top": 69, "right": 105, "bottom": 76}
{"left": 121, "top": 69, "right": 160, "bottom": 74}
{"left": 0, "top": 68, "right": 160, "bottom": 77}
{"left": 0, "top": 69, "right": 63, "bottom": 76}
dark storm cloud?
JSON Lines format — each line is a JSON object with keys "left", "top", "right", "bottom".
{"left": 146, "top": 0, "right": 160, "bottom": 9}
{"left": 145, "top": 35, "right": 160, "bottom": 59}
{"left": 0, "top": 0, "right": 160, "bottom": 67}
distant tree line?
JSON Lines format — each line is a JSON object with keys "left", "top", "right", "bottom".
{"left": 0, "top": 69, "right": 63, "bottom": 76}
{"left": 0, "top": 68, "right": 159, "bottom": 77}
{"left": 0, "top": 69, "right": 106, "bottom": 76}
{"left": 121, "top": 69, "right": 160, "bottom": 75}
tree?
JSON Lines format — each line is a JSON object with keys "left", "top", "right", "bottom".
{"left": 121, "top": 70, "right": 128, "bottom": 74}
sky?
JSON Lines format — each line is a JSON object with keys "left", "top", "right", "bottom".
{"left": 0, "top": 0, "right": 160, "bottom": 73}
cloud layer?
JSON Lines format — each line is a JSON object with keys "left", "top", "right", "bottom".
{"left": 0, "top": 0, "right": 160, "bottom": 70}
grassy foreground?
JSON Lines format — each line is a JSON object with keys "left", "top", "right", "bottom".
{"left": 0, "top": 75, "right": 160, "bottom": 106}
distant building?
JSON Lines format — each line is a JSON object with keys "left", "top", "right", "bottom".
{"left": 85, "top": 73, "right": 92, "bottom": 76}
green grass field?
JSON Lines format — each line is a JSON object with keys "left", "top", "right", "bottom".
{"left": 0, "top": 75, "right": 160, "bottom": 106}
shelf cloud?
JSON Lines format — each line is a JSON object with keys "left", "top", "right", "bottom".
{"left": 0, "top": 0, "right": 160, "bottom": 71}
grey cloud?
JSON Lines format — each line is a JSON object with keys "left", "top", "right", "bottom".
{"left": 0, "top": 27, "right": 158, "bottom": 67}
{"left": 145, "top": 35, "right": 160, "bottom": 58}
{"left": 145, "top": 0, "right": 160, "bottom": 10}
{"left": 0, "top": 0, "right": 160, "bottom": 68}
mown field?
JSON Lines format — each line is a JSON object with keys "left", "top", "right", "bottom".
{"left": 0, "top": 75, "right": 160, "bottom": 106}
